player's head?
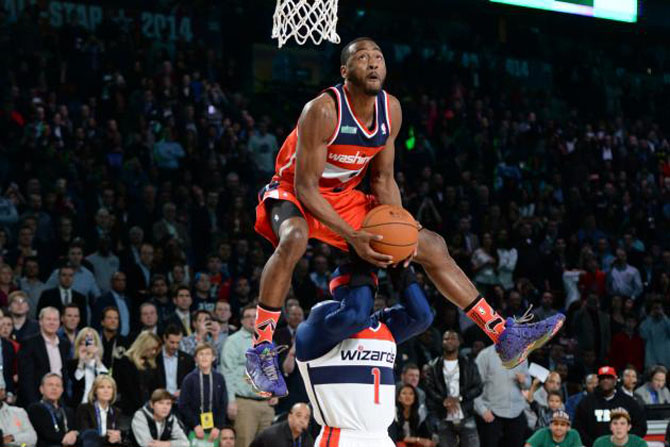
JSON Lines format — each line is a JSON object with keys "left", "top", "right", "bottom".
{"left": 340, "top": 37, "right": 386, "bottom": 96}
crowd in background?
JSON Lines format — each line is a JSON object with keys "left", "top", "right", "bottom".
{"left": 0, "top": 2, "right": 668, "bottom": 447}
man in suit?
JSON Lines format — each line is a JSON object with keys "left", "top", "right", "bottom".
{"left": 93, "top": 272, "right": 134, "bottom": 338}
{"left": 152, "top": 202, "right": 191, "bottom": 251}
{"left": 156, "top": 324, "right": 194, "bottom": 397}
{"left": 37, "top": 265, "right": 87, "bottom": 328}
{"left": 165, "top": 286, "right": 193, "bottom": 336}
{"left": 18, "top": 307, "right": 70, "bottom": 406}
{"left": 125, "top": 243, "right": 154, "bottom": 301}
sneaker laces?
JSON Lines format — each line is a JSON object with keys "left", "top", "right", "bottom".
{"left": 259, "top": 345, "right": 288, "bottom": 382}
{"left": 511, "top": 305, "right": 535, "bottom": 325}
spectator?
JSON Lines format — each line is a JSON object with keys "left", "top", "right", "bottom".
{"left": 58, "top": 304, "right": 81, "bottom": 358}
{"left": 533, "top": 292, "right": 559, "bottom": 322}
{"left": 0, "top": 379, "right": 37, "bottom": 447}
{"left": 94, "top": 272, "right": 134, "bottom": 338}
{"left": 156, "top": 325, "right": 194, "bottom": 397}
{"left": 37, "top": 265, "right": 88, "bottom": 329}
{"left": 180, "top": 310, "right": 223, "bottom": 357}
{"left": 607, "top": 249, "right": 643, "bottom": 301}
{"left": 572, "top": 294, "right": 611, "bottom": 362}
{"left": 213, "top": 300, "right": 236, "bottom": 340}
{"left": 193, "top": 272, "right": 216, "bottom": 312}
{"left": 474, "top": 344, "right": 530, "bottom": 447}
{"left": 27, "top": 373, "right": 79, "bottom": 447}
{"left": 74, "top": 375, "right": 124, "bottom": 446}
{"left": 178, "top": 343, "right": 228, "bottom": 441}
{"left": 85, "top": 236, "right": 120, "bottom": 294}
{"left": 423, "top": 330, "right": 482, "bottom": 447}
{"left": 620, "top": 368, "right": 639, "bottom": 399}
{"left": 130, "top": 389, "right": 189, "bottom": 447}
{"left": 247, "top": 122, "right": 279, "bottom": 178}
{"left": 166, "top": 286, "right": 193, "bottom": 336}
{"left": 574, "top": 366, "right": 647, "bottom": 446}
{"left": 496, "top": 229, "right": 517, "bottom": 291}
{"left": 45, "top": 242, "right": 101, "bottom": 302}
{"left": 18, "top": 256, "right": 45, "bottom": 318}
{"left": 7, "top": 290, "right": 39, "bottom": 343}
{"left": 390, "top": 385, "right": 435, "bottom": 447}
{"left": 125, "top": 243, "right": 155, "bottom": 300}
{"left": 275, "top": 304, "right": 303, "bottom": 349}
{"left": 592, "top": 407, "right": 648, "bottom": 447}
{"left": 131, "top": 302, "right": 161, "bottom": 338}
{"left": 609, "top": 315, "right": 644, "bottom": 373}
{"left": 18, "top": 307, "right": 69, "bottom": 406}
{"left": 524, "top": 410, "right": 582, "bottom": 447}
{"left": 220, "top": 304, "right": 276, "bottom": 447}
{"left": 119, "top": 227, "right": 144, "bottom": 271}
{"left": 579, "top": 257, "right": 607, "bottom": 299}
{"left": 0, "top": 264, "right": 17, "bottom": 307}
{"left": 148, "top": 275, "right": 174, "bottom": 324}
{"left": 528, "top": 390, "right": 565, "bottom": 429}
{"left": 114, "top": 330, "right": 161, "bottom": 415}
{"left": 397, "top": 363, "right": 427, "bottom": 414}
{"left": 639, "top": 300, "right": 670, "bottom": 369}
{"left": 98, "top": 307, "right": 129, "bottom": 371}
{"left": 219, "top": 426, "right": 236, "bottom": 447}
{"left": 634, "top": 365, "right": 670, "bottom": 405}
{"left": 66, "top": 327, "right": 108, "bottom": 406}
{"left": 249, "top": 402, "right": 313, "bottom": 447}
{"left": 152, "top": 203, "right": 190, "bottom": 251}
{"left": 565, "top": 374, "right": 598, "bottom": 420}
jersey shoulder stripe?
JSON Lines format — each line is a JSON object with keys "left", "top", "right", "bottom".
{"left": 349, "top": 322, "right": 395, "bottom": 342}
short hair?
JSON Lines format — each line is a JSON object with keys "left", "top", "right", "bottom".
{"left": 194, "top": 342, "right": 215, "bottom": 357}
{"left": 173, "top": 285, "right": 190, "bottom": 298}
{"left": 402, "top": 363, "right": 420, "bottom": 374}
{"left": 650, "top": 365, "right": 668, "bottom": 378}
{"left": 151, "top": 274, "right": 167, "bottom": 286}
{"left": 68, "top": 240, "right": 84, "bottom": 251}
{"left": 140, "top": 302, "right": 157, "bottom": 312}
{"left": 220, "top": 426, "right": 236, "bottom": 437}
{"left": 87, "top": 374, "right": 117, "bottom": 404}
{"left": 101, "top": 306, "right": 120, "bottom": 320}
{"left": 240, "top": 303, "right": 256, "bottom": 319}
{"left": 59, "top": 264, "right": 75, "bottom": 274}
{"left": 39, "top": 306, "right": 60, "bottom": 320}
{"left": 62, "top": 303, "right": 80, "bottom": 314}
{"left": 8, "top": 290, "right": 28, "bottom": 305}
{"left": 150, "top": 388, "right": 175, "bottom": 403}
{"left": 193, "top": 309, "right": 211, "bottom": 321}
{"left": 40, "top": 372, "right": 63, "bottom": 387}
{"left": 340, "top": 37, "right": 379, "bottom": 65}
{"left": 609, "top": 407, "right": 631, "bottom": 424}
{"left": 163, "top": 324, "right": 183, "bottom": 338}
{"left": 546, "top": 390, "right": 563, "bottom": 402}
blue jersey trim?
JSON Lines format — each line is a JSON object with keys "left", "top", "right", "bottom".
{"left": 308, "top": 365, "right": 395, "bottom": 385}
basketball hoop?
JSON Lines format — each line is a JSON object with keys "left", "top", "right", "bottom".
{"left": 272, "top": 0, "right": 341, "bottom": 48}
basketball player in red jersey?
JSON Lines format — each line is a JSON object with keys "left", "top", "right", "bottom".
{"left": 246, "top": 37, "right": 564, "bottom": 397}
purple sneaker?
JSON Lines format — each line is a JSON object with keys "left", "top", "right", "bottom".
{"left": 495, "top": 308, "right": 565, "bottom": 369}
{"left": 245, "top": 342, "right": 288, "bottom": 398}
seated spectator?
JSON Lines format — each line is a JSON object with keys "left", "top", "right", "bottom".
{"left": 177, "top": 343, "right": 227, "bottom": 442}
{"left": 423, "top": 330, "right": 482, "bottom": 447}
{"left": 592, "top": 407, "right": 648, "bottom": 447}
{"left": 565, "top": 374, "right": 598, "bottom": 420}
{"left": 166, "top": 286, "right": 193, "bottom": 336}
{"left": 530, "top": 390, "right": 565, "bottom": 428}
{"left": 98, "top": 307, "right": 129, "bottom": 371}
{"left": 156, "top": 325, "right": 194, "bottom": 397}
{"left": 219, "top": 426, "right": 236, "bottom": 447}
{"left": 132, "top": 302, "right": 161, "bottom": 338}
{"left": 620, "top": 368, "right": 638, "bottom": 399}
{"left": 58, "top": 304, "right": 81, "bottom": 360}
{"left": 18, "top": 256, "right": 46, "bottom": 319}
{"left": 397, "top": 363, "right": 427, "bottom": 416}
{"left": 75, "top": 375, "right": 124, "bottom": 446}
{"left": 94, "top": 272, "right": 134, "bottom": 338}
{"left": 38, "top": 264, "right": 89, "bottom": 325}
{"left": 66, "top": 327, "right": 108, "bottom": 405}
{"left": 249, "top": 402, "right": 313, "bottom": 447}
{"left": 639, "top": 300, "right": 670, "bottom": 370}
{"left": 609, "top": 315, "right": 645, "bottom": 374}
{"left": 114, "top": 330, "right": 161, "bottom": 415}
{"left": 179, "top": 310, "right": 223, "bottom": 357}
{"left": 524, "top": 410, "right": 582, "bottom": 447}
{"left": 148, "top": 275, "right": 174, "bottom": 325}
{"left": 634, "top": 366, "right": 670, "bottom": 405}
{"left": 0, "top": 379, "right": 37, "bottom": 447}
{"left": 390, "top": 385, "right": 434, "bottom": 446}
{"left": 28, "top": 373, "right": 79, "bottom": 447}
{"left": 574, "top": 366, "right": 647, "bottom": 447}
{"left": 131, "top": 389, "right": 189, "bottom": 447}
{"left": 18, "top": 307, "right": 69, "bottom": 406}
{"left": 0, "top": 312, "right": 16, "bottom": 401}
{"left": 7, "top": 290, "right": 39, "bottom": 343}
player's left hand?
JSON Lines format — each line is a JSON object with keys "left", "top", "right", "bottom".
{"left": 402, "top": 246, "right": 418, "bottom": 267}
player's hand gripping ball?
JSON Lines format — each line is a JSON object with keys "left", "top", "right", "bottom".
{"left": 361, "top": 205, "right": 419, "bottom": 264}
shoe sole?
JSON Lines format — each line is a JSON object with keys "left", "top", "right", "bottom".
{"left": 502, "top": 317, "right": 565, "bottom": 369}
{"left": 245, "top": 369, "right": 289, "bottom": 398}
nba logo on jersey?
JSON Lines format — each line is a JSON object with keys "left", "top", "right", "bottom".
{"left": 381, "top": 123, "right": 387, "bottom": 135}
{"left": 297, "top": 322, "right": 397, "bottom": 437}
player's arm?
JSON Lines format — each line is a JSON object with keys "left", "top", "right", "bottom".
{"left": 369, "top": 94, "right": 402, "bottom": 207}
{"left": 379, "top": 268, "right": 433, "bottom": 345}
{"left": 294, "top": 95, "right": 393, "bottom": 267}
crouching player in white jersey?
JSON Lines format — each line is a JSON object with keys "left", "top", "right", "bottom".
{"left": 295, "top": 260, "right": 434, "bottom": 447}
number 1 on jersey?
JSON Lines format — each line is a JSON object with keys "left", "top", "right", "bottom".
{"left": 371, "top": 367, "right": 381, "bottom": 404}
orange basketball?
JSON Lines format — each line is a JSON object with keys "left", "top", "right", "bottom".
{"left": 361, "top": 205, "right": 419, "bottom": 264}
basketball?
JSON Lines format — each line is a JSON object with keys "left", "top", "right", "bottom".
{"left": 361, "top": 205, "right": 420, "bottom": 264}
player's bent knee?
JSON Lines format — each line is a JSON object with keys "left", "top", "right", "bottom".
{"left": 276, "top": 225, "right": 308, "bottom": 263}
{"left": 418, "top": 229, "right": 451, "bottom": 262}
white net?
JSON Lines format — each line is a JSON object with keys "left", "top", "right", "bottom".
{"left": 272, "top": 0, "right": 341, "bottom": 48}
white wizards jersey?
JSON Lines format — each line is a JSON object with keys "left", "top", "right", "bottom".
{"left": 297, "top": 322, "right": 396, "bottom": 434}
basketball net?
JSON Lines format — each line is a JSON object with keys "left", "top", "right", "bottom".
{"left": 272, "top": 0, "right": 341, "bottom": 48}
